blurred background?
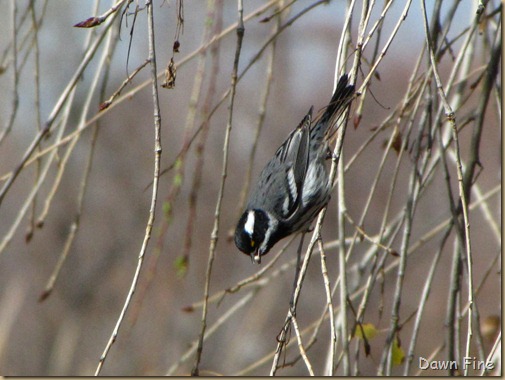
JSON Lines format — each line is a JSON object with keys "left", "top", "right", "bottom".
{"left": 0, "top": 0, "right": 501, "bottom": 376}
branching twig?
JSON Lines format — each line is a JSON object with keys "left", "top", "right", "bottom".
{"left": 0, "top": 2, "right": 122, "bottom": 209}
{"left": 39, "top": 18, "right": 119, "bottom": 302}
{"left": 290, "top": 311, "right": 314, "bottom": 375}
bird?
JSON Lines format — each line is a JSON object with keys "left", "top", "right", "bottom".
{"left": 234, "top": 74, "right": 355, "bottom": 263}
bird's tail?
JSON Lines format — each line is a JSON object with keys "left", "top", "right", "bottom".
{"left": 318, "top": 74, "right": 354, "bottom": 125}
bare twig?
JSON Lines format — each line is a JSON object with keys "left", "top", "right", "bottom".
{"left": 333, "top": 0, "right": 359, "bottom": 374}
{"left": 0, "top": 0, "right": 122, "bottom": 208}
{"left": 0, "top": 1, "right": 279, "bottom": 184}
{"left": 317, "top": 238, "right": 336, "bottom": 375}
{"left": 95, "top": 0, "right": 162, "bottom": 374}
{"left": 0, "top": 1, "right": 499, "bottom": 376}
{"left": 233, "top": 1, "right": 283, "bottom": 228}
{"left": 181, "top": 0, "right": 224, "bottom": 268}
{"left": 290, "top": 311, "right": 314, "bottom": 375}
{"left": 0, "top": 1, "right": 19, "bottom": 146}
{"left": 403, "top": 225, "right": 452, "bottom": 374}
{"left": 191, "top": 1, "right": 244, "bottom": 375}
{"left": 39, "top": 17, "right": 119, "bottom": 302}
{"left": 25, "top": 0, "right": 45, "bottom": 243}
{"left": 167, "top": 290, "right": 256, "bottom": 376}
{"left": 234, "top": 184, "right": 498, "bottom": 376}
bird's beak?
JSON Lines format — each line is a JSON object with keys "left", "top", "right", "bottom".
{"left": 250, "top": 248, "right": 261, "bottom": 264}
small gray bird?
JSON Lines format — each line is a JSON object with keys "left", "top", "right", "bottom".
{"left": 235, "top": 74, "right": 355, "bottom": 263}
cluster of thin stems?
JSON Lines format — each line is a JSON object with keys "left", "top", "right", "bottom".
{"left": 0, "top": 0, "right": 500, "bottom": 376}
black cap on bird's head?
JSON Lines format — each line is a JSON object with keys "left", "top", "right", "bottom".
{"left": 234, "top": 209, "right": 280, "bottom": 264}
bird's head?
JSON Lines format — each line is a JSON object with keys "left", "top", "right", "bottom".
{"left": 234, "top": 209, "right": 279, "bottom": 264}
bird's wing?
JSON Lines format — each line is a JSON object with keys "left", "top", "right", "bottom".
{"left": 276, "top": 108, "right": 312, "bottom": 218}
{"left": 248, "top": 108, "right": 313, "bottom": 220}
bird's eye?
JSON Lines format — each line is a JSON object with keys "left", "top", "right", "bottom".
{"left": 250, "top": 240, "right": 255, "bottom": 247}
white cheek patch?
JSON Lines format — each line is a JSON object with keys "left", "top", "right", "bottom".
{"left": 244, "top": 210, "right": 255, "bottom": 236}
{"left": 259, "top": 211, "right": 278, "bottom": 255}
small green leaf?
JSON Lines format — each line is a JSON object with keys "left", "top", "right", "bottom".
{"left": 163, "top": 201, "right": 172, "bottom": 219}
{"left": 392, "top": 337, "right": 405, "bottom": 366}
{"left": 174, "top": 157, "right": 183, "bottom": 170}
{"left": 174, "top": 172, "right": 183, "bottom": 187}
{"left": 175, "top": 255, "right": 188, "bottom": 277}
{"left": 355, "top": 323, "right": 378, "bottom": 340}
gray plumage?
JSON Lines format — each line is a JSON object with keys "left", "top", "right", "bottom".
{"left": 235, "top": 74, "right": 355, "bottom": 263}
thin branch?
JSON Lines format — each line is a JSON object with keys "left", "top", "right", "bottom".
{"left": 290, "top": 311, "right": 314, "bottom": 375}
{"left": 317, "top": 238, "right": 336, "bottom": 376}
{"left": 39, "top": 18, "right": 119, "bottom": 302}
{"left": 0, "top": 0, "right": 123, "bottom": 208}
{"left": 234, "top": 184, "right": 498, "bottom": 376}
{"left": 333, "top": 0, "right": 359, "bottom": 374}
{"left": 233, "top": 2, "right": 282, "bottom": 229}
{"left": 0, "top": 0, "right": 19, "bottom": 146}
{"left": 481, "top": 332, "right": 501, "bottom": 376}
{"left": 95, "top": 0, "right": 162, "bottom": 374}
{"left": 191, "top": 1, "right": 244, "bottom": 375}
{"left": 181, "top": 0, "right": 224, "bottom": 268}
{"left": 25, "top": 0, "right": 44, "bottom": 243}
{"left": 166, "top": 290, "right": 256, "bottom": 376}
{"left": 403, "top": 225, "right": 452, "bottom": 374}
{"left": 420, "top": 0, "right": 480, "bottom": 373}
